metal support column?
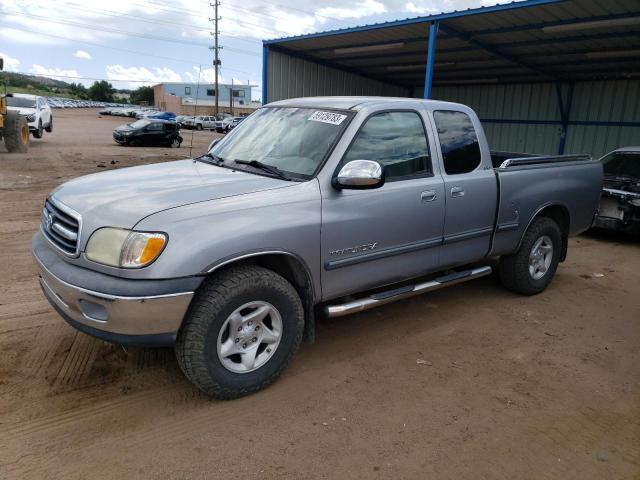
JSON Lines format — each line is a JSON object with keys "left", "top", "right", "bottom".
{"left": 262, "top": 45, "right": 269, "bottom": 105}
{"left": 556, "top": 82, "right": 574, "bottom": 154}
{"left": 423, "top": 21, "right": 439, "bottom": 99}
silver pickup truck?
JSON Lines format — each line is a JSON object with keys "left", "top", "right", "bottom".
{"left": 33, "top": 97, "right": 602, "bottom": 398}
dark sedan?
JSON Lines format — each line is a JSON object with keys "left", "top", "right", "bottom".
{"left": 113, "top": 119, "right": 182, "bottom": 147}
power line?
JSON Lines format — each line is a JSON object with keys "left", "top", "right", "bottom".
{"left": 2, "top": 8, "right": 261, "bottom": 56}
{"left": 2, "top": 9, "right": 210, "bottom": 47}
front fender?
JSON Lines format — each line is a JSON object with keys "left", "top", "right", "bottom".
{"left": 132, "top": 179, "right": 322, "bottom": 299}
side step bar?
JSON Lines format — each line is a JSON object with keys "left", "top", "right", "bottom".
{"left": 324, "top": 266, "right": 492, "bottom": 318}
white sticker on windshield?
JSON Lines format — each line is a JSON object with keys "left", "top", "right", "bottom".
{"left": 308, "top": 111, "right": 347, "bottom": 125}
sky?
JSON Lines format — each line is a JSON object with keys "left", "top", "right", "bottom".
{"left": 0, "top": 0, "right": 509, "bottom": 100}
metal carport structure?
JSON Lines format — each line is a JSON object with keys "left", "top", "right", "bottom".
{"left": 261, "top": 0, "right": 640, "bottom": 157}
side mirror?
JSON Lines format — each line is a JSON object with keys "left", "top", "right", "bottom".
{"left": 335, "top": 160, "right": 384, "bottom": 189}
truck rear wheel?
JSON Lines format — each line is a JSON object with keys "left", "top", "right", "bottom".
{"left": 499, "top": 217, "right": 562, "bottom": 295}
{"left": 3, "top": 110, "right": 29, "bottom": 153}
{"left": 175, "top": 266, "right": 304, "bottom": 399}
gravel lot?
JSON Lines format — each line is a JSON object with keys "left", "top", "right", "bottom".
{"left": 0, "top": 109, "right": 638, "bottom": 479}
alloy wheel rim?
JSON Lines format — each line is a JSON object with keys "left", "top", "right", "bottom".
{"left": 216, "top": 301, "right": 283, "bottom": 374}
{"left": 529, "top": 235, "right": 553, "bottom": 280}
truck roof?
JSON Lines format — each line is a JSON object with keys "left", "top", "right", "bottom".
{"left": 266, "top": 96, "right": 466, "bottom": 111}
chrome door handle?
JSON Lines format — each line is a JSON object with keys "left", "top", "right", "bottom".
{"left": 421, "top": 190, "right": 437, "bottom": 202}
{"left": 450, "top": 186, "right": 465, "bottom": 197}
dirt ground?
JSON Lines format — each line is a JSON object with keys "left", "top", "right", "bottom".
{"left": 0, "top": 109, "right": 638, "bottom": 479}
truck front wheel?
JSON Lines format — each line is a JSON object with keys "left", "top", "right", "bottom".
{"left": 499, "top": 217, "right": 562, "bottom": 295}
{"left": 175, "top": 266, "right": 304, "bottom": 399}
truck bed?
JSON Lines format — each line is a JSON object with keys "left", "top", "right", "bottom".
{"left": 489, "top": 153, "right": 603, "bottom": 257}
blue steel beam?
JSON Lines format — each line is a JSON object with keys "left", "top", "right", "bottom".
{"left": 423, "top": 21, "right": 439, "bottom": 99}
{"left": 556, "top": 82, "right": 574, "bottom": 155}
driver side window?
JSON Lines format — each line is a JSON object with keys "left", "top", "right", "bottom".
{"left": 342, "top": 111, "right": 432, "bottom": 180}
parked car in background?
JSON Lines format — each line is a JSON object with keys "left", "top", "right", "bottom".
{"left": 33, "top": 97, "right": 602, "bottom": 399}
{"left": 144, "top": 112, "right": 176, "bottom": 121}
{"left": 183, "top": 115, "right": 216, "bottom": 130}
{"left": 112, "top": 118, "right": 182, "bottom": 147}
{"left": 228, "top": 116, "right": 245, "bottom": 130}
{"left": 594, "top": 147, "right": 640, "bottom": 235}
{"left": 5, "top": 93, "right": 53, "bottom": 139}
{"left": 214, "top": 117, "right": 236, "bottom": 133}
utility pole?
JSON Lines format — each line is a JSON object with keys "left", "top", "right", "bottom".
{"left": 230, "top": 78, "right": 234, "bottom": 116}
{"left": 209, "top": 1, "right": 221, "bottom": 117}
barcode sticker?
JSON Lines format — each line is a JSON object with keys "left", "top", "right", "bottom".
{"left": 308, "top": 111, "right": 347, "bottom": 125}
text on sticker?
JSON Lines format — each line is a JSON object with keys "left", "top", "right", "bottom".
{"left": 308, "top": 111, "right": 347, "bottom": 125}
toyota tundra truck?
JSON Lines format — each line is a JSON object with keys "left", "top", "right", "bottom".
{"left": 32, "top": 97, "right": 603, "bottom": 398}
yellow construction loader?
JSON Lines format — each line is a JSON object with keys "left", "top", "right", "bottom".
{"left": 0, "top": 57, "right": 29, "bottom": 153}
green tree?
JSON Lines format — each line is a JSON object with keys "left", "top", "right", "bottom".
{"left": 69, "top": 82, "right": 88, "bottom": 99}
{"left": 87, "top": 80, "right": 115, "bottom": 102}
{"left": 130, "top": 85, "right": 154, "bottom": 105}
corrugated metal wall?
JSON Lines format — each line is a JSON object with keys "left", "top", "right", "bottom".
{"left": 430, "top": 82, "right": 562, "bottom": 154}
{"left": 565, "top": 80, "right": 640, "bottom": 157}
{"left": 424, "top": 80, "right": 640, "bottom": 158}
{"left": 267, "top": 49, "right": 409, "bottom": 103}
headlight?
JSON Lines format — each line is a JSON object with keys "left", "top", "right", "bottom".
{"left": 26, "top": 114, "right": 36, "bottom": 122}
{"left": 85, "top": 228, "right": 167, "bottom": 268}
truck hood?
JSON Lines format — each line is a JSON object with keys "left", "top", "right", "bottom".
{"left": 51, "top": 159, "right": 290, "bottom": 234}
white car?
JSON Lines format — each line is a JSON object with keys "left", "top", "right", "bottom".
{"left": 6, "top": 94, "right": 53, "bottom": 138}
{"left": 184, "top": 116, "right": 216, "bottom": 130}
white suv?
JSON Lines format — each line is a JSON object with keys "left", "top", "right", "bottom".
{"left": 6, "top": 94, "right": 53, "bottom": 139}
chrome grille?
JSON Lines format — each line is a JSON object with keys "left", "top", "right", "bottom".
{"left": 41, "top": 199, "right": 81, "bottom": 256}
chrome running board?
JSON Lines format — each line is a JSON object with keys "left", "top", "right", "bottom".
{"left": 324, "top": 266, "right": 492, "bottom": 318}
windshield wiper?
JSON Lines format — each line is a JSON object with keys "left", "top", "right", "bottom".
{"left": 195, "top": 152, "right": 225, "bottom": 165}
{"left": 234, "top": 159, "right": 293, "bottom": 181}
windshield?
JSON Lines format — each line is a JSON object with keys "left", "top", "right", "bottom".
{"left": 209, "top": 107, "right": 351, "bottom": 178}
{"left": 601, "top": 152, "right": 640, "bottom": 178}
{"left": 7, "top": 96, "right": 36, "bottom": 108}
{"left": 129, "top": 119, "right": 151, "bottom": 128}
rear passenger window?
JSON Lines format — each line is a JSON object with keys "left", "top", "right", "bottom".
{"left": 433, "top": 110, "right": 481, "bottom": 175}
{"left": 343, "top": 111, "right": 431, "bottom": 180}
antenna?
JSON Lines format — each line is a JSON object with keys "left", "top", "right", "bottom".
{"left": 209, "top": 2, "right": 222, "bottom": 117}
{"left": 188, "top": 64, "right": 202, "bottom": 158}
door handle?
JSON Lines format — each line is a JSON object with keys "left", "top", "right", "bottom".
{"left": 450, "top": 186, "right": 465, "bottom": 197}
{"left": 421, "top": 190, "right": 437, "bottom": 202}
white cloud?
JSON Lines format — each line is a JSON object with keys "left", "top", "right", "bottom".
{"left": 317, "top": 0, "right": 386, "bottom": 20}
{"left": 184, "top": 66, "right": 226, "bottom": 85}
{"left": 30, "top": 64, "right": 80, "bottom": 81}
{"left": 404, "top": 2, "right": 439, "bottom": 14}
{"left": 0, "top": 52, "right": 21, "bottom": 71}
{"left": 105, "top": 64, "right": 182, "bottom": 87}
{"left": 73, "top": 49, "right": 92, "bottom": 60}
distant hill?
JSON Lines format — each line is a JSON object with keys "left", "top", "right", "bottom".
{"left": 0, "top": 71, "right": 132, "bottom": 99}
{"left": 0, "top": 71, "right": 72, "bottom": 90}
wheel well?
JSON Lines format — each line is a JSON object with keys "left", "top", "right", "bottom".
{"left": 537, "top": 204, "right": 570, "bottom": 262}
{"left": 207, "top": 254, "right": 316, "bottom": 343}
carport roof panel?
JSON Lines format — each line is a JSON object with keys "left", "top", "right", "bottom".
{"left": 264, "top": 0, "right": 640, "bottom": 85}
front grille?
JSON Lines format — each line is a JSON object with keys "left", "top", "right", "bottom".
{"left": 41, "top": 199, "right": 81, "bottom": 256}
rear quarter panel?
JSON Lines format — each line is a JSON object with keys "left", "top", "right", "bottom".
{"left": 491, "top": 160, "right": 603, "bottom": 257}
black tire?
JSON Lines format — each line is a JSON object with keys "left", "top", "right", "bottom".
{"left": 170, "top": 137, "right": 181, "bottom": 148}
{"left": 176, "top": 266, "right": 304, "bottom": 399}
{"left": 499, "top": 217, "right": 562, "bottom": 295}
{"left": 3, "top": 110, "right": 29, "bottom": 153}
{"left": 32, "top": 119, "right": 43, "bottom": 139}
{"left": 196, "top": 124, "right": 203, "bottom": 131}
{"left": 45, "top": 116, "right": 53, "bottom": 133}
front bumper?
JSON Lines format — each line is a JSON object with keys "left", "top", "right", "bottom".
{"left": 32, "top": 232, "right": 202, "bottom": 346}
